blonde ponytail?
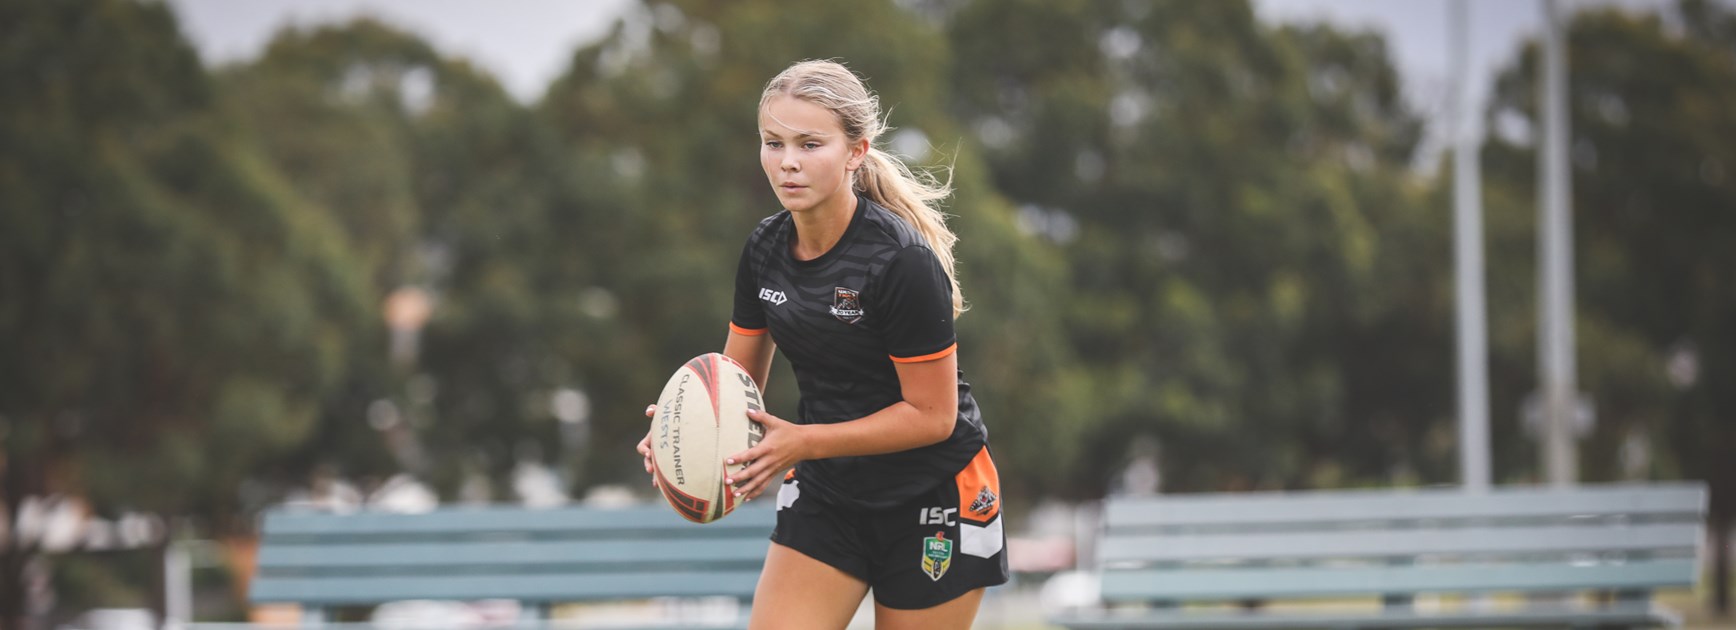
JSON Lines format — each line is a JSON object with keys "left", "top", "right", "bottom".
{"left": 761, "top": 60, "right": 967, "bottom": 317}
{"left": 855, "top": 148, "right": 965, "bottom": 317}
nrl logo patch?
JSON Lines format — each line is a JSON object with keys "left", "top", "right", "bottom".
{"left": 969, "top": 487, "right": 998, "bottom": 516}
{"left": 922, "top": 531, "right": 954, "bottom": 581}
{"left": 829, "top": 287, "right": 863, "bottom": 324}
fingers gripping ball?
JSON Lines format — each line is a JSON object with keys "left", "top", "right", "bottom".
{"left": 651, "top": 353, "right": 766, "bottom": 523}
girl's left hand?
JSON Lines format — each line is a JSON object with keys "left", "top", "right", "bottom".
{"left": 725, "top": 409, "right": 809, "bottom": 502}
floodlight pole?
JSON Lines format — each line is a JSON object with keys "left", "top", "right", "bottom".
{"left": 1450, "top": 0, "right": 1492, "bottom": 494}
{"left": 1538, "top": 0, "right": 1579, "bottom": 486}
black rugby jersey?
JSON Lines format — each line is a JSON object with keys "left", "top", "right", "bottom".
{"left": 730, "top": 196, "right": 986, "bottom": 510}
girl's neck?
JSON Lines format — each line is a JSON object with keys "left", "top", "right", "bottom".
{"left": 790, "top": 192, "right": 859, "bottom": 261}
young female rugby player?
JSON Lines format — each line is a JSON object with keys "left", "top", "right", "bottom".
{"left": 640, "top": 59, "right": 1006, "bottom": 629}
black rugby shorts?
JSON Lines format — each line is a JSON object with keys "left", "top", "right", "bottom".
{"left": 769, "top": 446, "right": 1010, "bottom": 609}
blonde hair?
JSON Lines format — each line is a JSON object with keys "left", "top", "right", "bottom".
{"left": 760, "top": 60, "right": 966, "bottom": 317}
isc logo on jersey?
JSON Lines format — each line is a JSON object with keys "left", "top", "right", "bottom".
{"left": 759, "top": 288, "right": 787, "bottom": 305}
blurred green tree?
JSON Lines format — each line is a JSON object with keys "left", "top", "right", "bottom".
{"left": 947, "top": 0, "right": 1444, "bottom": 496}
{"left": 1481, "top": 0, "right": 1736, "bottom": 614}
{"left": 222, "top": 18, "right": 632, "bottom": 501}
{"left": 0, "top": 0, "right": 371, "bottom": 623}
{"left": 217, "top": 20, "right": 427, "bottom": 497}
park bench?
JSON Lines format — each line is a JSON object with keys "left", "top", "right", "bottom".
{"left": 247, "top": 501, "right": 776, "bottom": 628}
{"left": 1051, "top": 482, "right": 1707, "bottom": 629}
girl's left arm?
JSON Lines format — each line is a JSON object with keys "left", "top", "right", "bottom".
{"left": 724, "top": 351, "right": 957, "bottom": 501}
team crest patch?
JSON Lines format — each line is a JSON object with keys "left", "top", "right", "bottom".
{"left": 969, "top": 487, "right": 998, "bottom": 517}
{"left": 922, "top": 531, "right": 954, "bottom": 581}
{"left": 830, "top": 287, "right": 863, "bottom": 324}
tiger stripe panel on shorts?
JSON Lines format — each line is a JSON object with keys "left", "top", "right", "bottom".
{"left": 955, "top": 446, "right": 1004, "bottom": 559}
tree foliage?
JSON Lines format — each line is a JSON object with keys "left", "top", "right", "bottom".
{"left": 0, "top": 0, "right": 372, "bottom": 621}
{"left": 0, "top": 0, "right": 374, "bottom": 532}
{"left": 948, "top": 0, "right": 1444, "bottom": 494}
{"left": 1481, "top": 0, "right": 1736, "bottom": 611}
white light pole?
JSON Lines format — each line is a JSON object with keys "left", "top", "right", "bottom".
{"left": 1450, "top": 0, "right": 1492, "bottom": 493}
{"left": 1538, "top": 0, "right": 1580, "bottom": 486}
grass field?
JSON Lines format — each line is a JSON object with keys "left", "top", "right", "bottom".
{"left": 1660, "top": 587, "right": 1736, "bottom": 630}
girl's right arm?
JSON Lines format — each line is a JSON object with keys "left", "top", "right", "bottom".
{"left": 722, "top": 329, "right": 775, "bottom": 391}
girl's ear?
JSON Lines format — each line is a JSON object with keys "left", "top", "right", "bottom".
{"left": 847, "top": 138, "right": 869, "bottom": 171}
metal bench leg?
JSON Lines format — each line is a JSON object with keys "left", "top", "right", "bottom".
{"left": 1612, "top": 588, "right": 1650, "bottom": 606}
{"left": 521, "top": 601, "right": 548, "bottom": 628}
{"left": 1378, "top": 590, "right": 1413, "bottom": 630}
{"left": 1603, "top": 589, "right": 1653, "bottom": 630}
{"left": 1381, "top": 557, "right": 1415, "bottom": 620}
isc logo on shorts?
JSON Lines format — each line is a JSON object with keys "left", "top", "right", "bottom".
{"left": 918, "top": 506, "right": 958, "bottom": 526}
{"left": 759, "top": 288, "right": 787, "bottom": 305}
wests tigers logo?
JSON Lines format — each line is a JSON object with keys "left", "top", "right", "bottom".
{"left": 830, "top": 287, "right": 863, "bottom": 324}
{"left": 969, "top": 487, "right": 998, "bottom": 517}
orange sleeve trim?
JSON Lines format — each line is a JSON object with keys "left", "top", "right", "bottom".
{"left": 729, "top": 322, "right": 768, "bottom": 336}
{"left": 890, "top": 342, "right": 957, "bottom": 364}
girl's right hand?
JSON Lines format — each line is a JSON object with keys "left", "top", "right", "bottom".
{"left": 636, "top": 404, "right": 658, "bottom": 486}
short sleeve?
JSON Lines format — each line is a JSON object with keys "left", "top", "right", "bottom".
{"left": 873, "top": 246, "right": 956, "bottom": 362}
{"left": 730, "top": 237, "right": 768, "bottom": 336}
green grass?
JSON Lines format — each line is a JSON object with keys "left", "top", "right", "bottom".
{"left": 1657, "top": 587, "right": 1735, "bottom": 629}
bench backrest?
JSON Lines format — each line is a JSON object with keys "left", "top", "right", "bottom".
{"left": 250, "top": 502, "right": 776, "bottom": 609}
{"left": 1095, "top": 482, "right": 1707, "bottom": 604}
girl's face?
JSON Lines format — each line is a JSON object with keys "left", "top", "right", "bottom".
{"left": 759, "top": 95, "right": 866, "bottom": 215}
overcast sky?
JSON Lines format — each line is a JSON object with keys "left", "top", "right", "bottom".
{"left": 163, "top": 0, "right": 1682, "bottom": 162}
{"left": 165, "top": 0, "right": 636, "bottom": 101}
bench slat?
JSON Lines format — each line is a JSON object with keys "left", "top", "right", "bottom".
{"left": 251, "top": 570, "right": 763, "bottom": 604}
{"left": 1103, "top": 523, "right": 1698, "bottom": 563}
{"left": 1105, "top": 484, "right": 1705, "bottom": 530}
{"left": 261, "top": 505, "right": 777, "bottom": 539}
{"left": 256, "top": 537, "right": 771, "bottom": 572}
{"left": 249, "top": 504, "right": 777, "bottom": 607}
{"left": 1060, "top": 483, "right": 1707, "bottom": 630}
{"left": 1101, "top": 557, "right": 1696, "bottom": 602}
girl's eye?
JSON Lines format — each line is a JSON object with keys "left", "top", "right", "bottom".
{"left": 803, "top": 143, "right": 820, "bottom": 150}
{"left": 763, "top": 141, "right": 782, "bottom": 148}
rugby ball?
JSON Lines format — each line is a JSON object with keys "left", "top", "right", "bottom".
{"left": 651, "top": 353, "right": 766, "bottom": 523}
